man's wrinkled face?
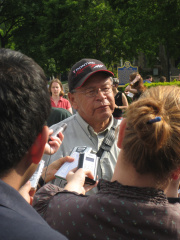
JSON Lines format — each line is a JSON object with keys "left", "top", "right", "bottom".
{"left": 69, "top": 73, "right": 115, "bottom": 125}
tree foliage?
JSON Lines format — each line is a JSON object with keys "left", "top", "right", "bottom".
{"left": 1, "top": 0, "right": 180, "bottom": 78}
{"left": 36, "top": 0, "right": 123, "bottom": 75}
{"left": 1, "top": 0, "right": 122, "bottom": 76}
{"left": 0, "top": 0, "right": 43, "bottom": 48}
{"left": 108, "top": 0, "right": 180, "bottom": 78}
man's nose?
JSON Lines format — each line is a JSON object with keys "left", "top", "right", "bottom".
{"left": 95, "top": 88, "right": 107, "bottom": 99}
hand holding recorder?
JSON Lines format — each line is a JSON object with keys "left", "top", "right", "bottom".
{"left": 41, "top": 156, "right": 74, "bottom": 183}
{"left": 29, "top": 123, "right": 68, "bottom": 194}
{"left": 44, "top": 123, "right": 67, "bottom": 155}
{"left": 64, "top": 168, "right": 98, "bottom": 195}
{"left": 21, "top": 156, "right": 74, "bottom": 204}
{"left": 19, "top": 181, "right": 35, "bottom": 205}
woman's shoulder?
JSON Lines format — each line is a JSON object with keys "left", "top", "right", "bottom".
{"left": 115, "top": 91, "right": 122, "bottom": 98}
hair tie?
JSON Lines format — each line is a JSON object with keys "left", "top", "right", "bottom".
{"left": 147, "top": 117, "right": 161, "bottom": 124}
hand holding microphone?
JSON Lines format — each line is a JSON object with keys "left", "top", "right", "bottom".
{"left": 44, "top": 123, "right": 67, "bottom": 155}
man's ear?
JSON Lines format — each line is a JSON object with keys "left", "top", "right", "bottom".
{"left": 117, "top": 118, "right": 127, "bottom": 149}
{"left": 68, "top": 92, "right": 78, "bottom": 110}
{"left": 29, "top": 126, "right": 49, "bottom": 164}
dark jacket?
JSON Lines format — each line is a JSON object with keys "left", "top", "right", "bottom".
{"left": 0, "top": 180, "right": 67, "bottom": 240}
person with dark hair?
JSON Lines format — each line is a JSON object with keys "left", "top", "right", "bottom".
{"left": 34, "top": 85, "right": 180, "bottom": 240}
{"left": 159, "top": 76, "right": 166, "bottom": 82}
{"left": 143, "top": 75, "right": 153, "bottom": 83}
{"left": 43, "top": 59, "right": 120, "bottom": 194}
{"left": 0, "top": 48, "right": 67, "bottom": 240}
{"left": 47, "top": 107, "right": 72, "bottom": 127}
{"left": 125, "top": 72, "right": 146, "bottom": 101}
{"left": 49, "top": 78, "right": 72, "bottom": 114}
{"left": 112, "top": 78, "right": 128, "bottom": 119}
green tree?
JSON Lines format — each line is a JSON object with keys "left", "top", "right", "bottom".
{"left": 37, "top": 0, "right": 123, "bottom": 75}
{"left": 0, "top": 0, "right": 43, "bottom": 49}
{"left": 108, "top": 0, "right": 180, "bottom": 80}
{"left": 1, "top": 0, "right": 124, "bottom": 77}
{"left": 1, "top": 0, "right": 123, "bottom": 76}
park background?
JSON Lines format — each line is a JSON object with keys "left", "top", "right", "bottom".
{"left": 1, "top": 0, "right": 180, "bottom": 84}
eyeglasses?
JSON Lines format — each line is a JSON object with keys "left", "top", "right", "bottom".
{"left": 71, "top": 84, "right": 113, "bottom": 98}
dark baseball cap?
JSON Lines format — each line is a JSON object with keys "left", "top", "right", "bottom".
{"left": 68, "top": 58, "right": 114, "bottom": 92}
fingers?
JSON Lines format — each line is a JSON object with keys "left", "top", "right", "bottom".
{"left": 57, "top": 132, "right": 64, "bottom": 142}
{"left": 65, "top": 167, "right": 79, "bottom": 182}
{"left": 29, "top": 188, "right": 36, "bottom": 205}
{"left": 48, "top": 134, "right": 64, "bottom": 155}
{"left": 84, "top": 169, "right": 94, "bottom": 180}
{"left": 19, "top": 181, "right": 32, "bottom": 204}
{"left": 55, "top": 156, "right": 74, "bottom": 168}
{"left": 49, "top": 129, "right": 64, "bottom": 142}
{"left": 66, "top": 168, "right": 95, "bottom": 185}
{"left": 47, "top": 129, "right": 64, "bottom": 155}
{"left": 65, "top": 168, "right": 97, "bottom": 194}
{"left": 29, "top": 188, "right": 36, "bottom": 197}
{"left": 22, "top": 181, "right": 32, "bottom": 193}
{"left": 48, "top": 136, "right": 62, "bottom": 145}
{"left": 67, "top": 168, "right": 92, "bottom": 177}
{"left": 48, "top": 129, "right": 53, "bottom": 136}
{"left": 84, "top": 181, "right": 98, "bottom": 192}
{"left": 44, "top": 137, "right": 61, "bottom": 155}
{"left": 41, "top": 156, "right": 75, "bottom": 183}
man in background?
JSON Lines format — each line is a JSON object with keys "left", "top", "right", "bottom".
{"left": 143, "top": 75, "right": 153, "bottom": 83}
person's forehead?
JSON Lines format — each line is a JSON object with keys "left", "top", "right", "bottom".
{"left": 82, "top": 74, "right": 112, "bottom": 88}
{"left": 52, "top": 82, "right": 60, "bottom": 87}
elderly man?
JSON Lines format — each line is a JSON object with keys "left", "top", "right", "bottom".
{"left": 43, "top": 59, "right": 121, "bottom": 191}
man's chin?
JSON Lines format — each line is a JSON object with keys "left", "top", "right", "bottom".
{"left": 96, "top": 111, "right": 112, "bottom": 121}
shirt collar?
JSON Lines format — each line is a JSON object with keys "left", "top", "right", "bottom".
{"left": 98, "top": 179, "right": 168, "bottom": 204}
{"left": 50, "top": 96, "right": 63, "bottom": 102}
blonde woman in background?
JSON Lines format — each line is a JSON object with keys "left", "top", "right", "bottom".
{"left": 49, "top": 79, "right": 72, "bottom": 114}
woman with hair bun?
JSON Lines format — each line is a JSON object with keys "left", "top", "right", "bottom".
{"left": 119, "top": 85, "right": 180, "bottom": 184}
{"left": 49, "top": 78, "right": 72, "bottom": 114}
{"left": 34, "top": 85, "right": 180, "bottom": 239}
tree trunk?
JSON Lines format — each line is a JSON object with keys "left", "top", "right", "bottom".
{"left": 159, "top": 45, "right": 169, "bottom": 81}
{"left": 0, "top": 35, "right": 6, "bottom": 48}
